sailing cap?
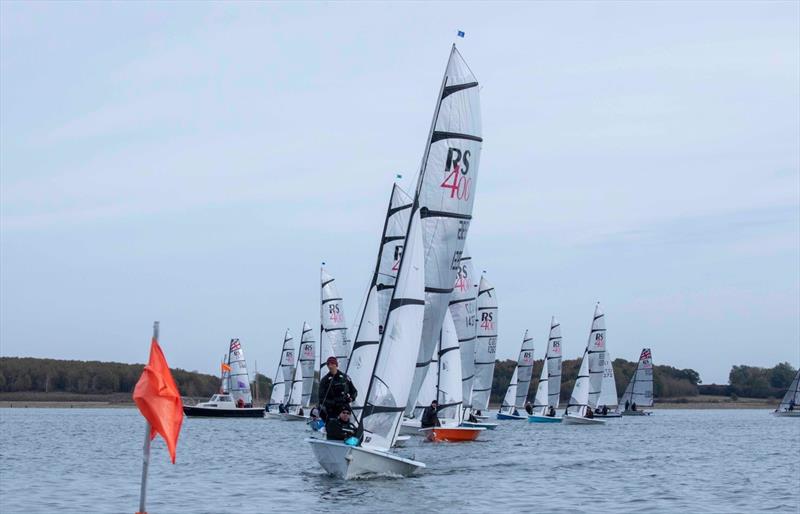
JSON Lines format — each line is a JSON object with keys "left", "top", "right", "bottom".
{"left": 326, "top": 356, "right": 338, "bottom": 366}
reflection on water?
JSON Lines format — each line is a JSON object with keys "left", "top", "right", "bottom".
{"left": 0, "top": 408, "right": 798, "bottom": 513}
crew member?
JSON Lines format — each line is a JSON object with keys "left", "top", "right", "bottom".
{"left": 421, "top": 400, "right": 441, "bottom": 428}
{"left": 319, "top": 356, "right": 357, "bottom": 420}
{"left": 325, "top": 408, "right": 359, "bottom": 441}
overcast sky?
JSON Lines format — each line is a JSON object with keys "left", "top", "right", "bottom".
{"left": 1, "top": 1, "right": 798, "bottom": 385}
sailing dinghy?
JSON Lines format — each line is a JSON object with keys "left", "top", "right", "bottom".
{"left": 529, "top": 317, "right": 564, "bottom": 423}
{"left": 308, "top": 200, "right": 427, "bottom": 478}
{"left": 563, "top": 304, "right": 607, "bottom": 426}
{"left": 497, "top": 331, "right": 534, "bottom": 420}
{"left": 619, "top": 348, "right": 655, "bottom": 416}
{"left": 420, "top": 311, "right": 484, "bottom": 441}
{"left": 184, "top": 339, "right": 264, "bottom": 418}
{"left": 283, "top": 323, "right": 316, "bottom": 421}
{"left": 773, "top": 368, "right": 800, "bottom": 417}
{"left": 265, "top": 330, "right": 295, "bottom": 419}
{"left": 472, "top": 275, "right": 498, "bottom": 419}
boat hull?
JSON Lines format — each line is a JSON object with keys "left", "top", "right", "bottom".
{"left": 622, "top": 410, "right": 651, "bottom": 416}
{"left": 264, "top": 412, "right": 283, "bottom": 420}
{"left": 281, "top": 413, "right": 309, "bottom": 422}
{"left": 772, "top": 411, "right": 800, "bottom": 417}
{"left": 460, "top": 421, "right": 498, "bottom": 430}
{"left": 183, "top": 405, "right": 264, "bottom": 418}
{"left": 594, "top": 412, "right": 623, "bottom": 419}
{"left": 399, "top": 419, "right": 422, "bottom": 436}
{"left": 562, "top": 414, "right": 606, "bottom": 425}
{"left": 307, "top": 439, "right": 425, "bottom": 479}
{"left": 420, "top": 426, "right": 484, "bottom": 442}
{"left": 528, "top": 414, "right": 562, "bottom": 423}
{"left": 496, "top": 412, "right": 527, "bottom": 420}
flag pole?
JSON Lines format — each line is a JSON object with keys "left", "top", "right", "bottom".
{"left": 137, "top": 321, "right": 158, "bottom": 514}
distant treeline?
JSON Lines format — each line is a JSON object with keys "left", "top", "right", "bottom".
{"left": 0, "top": 357, "right": 270, "bottom": 399}
{"left": 698, "top": 362, "right": 797, "bottom": 399}
{"left": 490, "top": 357, "right": 702, "bottom": 404}
{"left": 1, "top": 356, "right": 794, "bottom": 403}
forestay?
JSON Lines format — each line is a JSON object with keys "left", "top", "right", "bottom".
{"left": 227, "top": 338, "right": 253, "bottom": 406}
{"left": 533, "top": 318, "right": 563, "bottom": 415}
{"left": 448, "top": 247, "right": 478, "bottom": 412}
{"left": 620, "top": 348, "right": 655, "bottom": 409}
{"left": 348, "top": 183, "right": 413, "bottom": 421}
{"left": 360, "top": 207, "right": 426, "bottom": 452}
{"left": 472, "top": 275, "right": 498, "bottom": 412}
{"left": 586, "top": 303, "right": 607, "bottom": 410}
{"left": 320, "top": 268, "right": 350, "bottom": 372}
{"left": 406, "top": 45, "right": 483, "bottom": 415}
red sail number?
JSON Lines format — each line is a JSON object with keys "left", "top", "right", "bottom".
{"left": 440, "top": 167, "right": 471, "bottom": 200}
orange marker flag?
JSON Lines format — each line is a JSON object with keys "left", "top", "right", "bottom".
{"left": 133, "top": 324, "right": 184, "bottom": 464}
{"left": 221, "top": 362, "right": 232, "bottom": 373}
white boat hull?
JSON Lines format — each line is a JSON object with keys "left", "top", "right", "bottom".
{"left": 562, "top": 414, "right": 606, "bottom": 425}
{"left": 399, "top": 419, "right": 422, "bottom": 436}
{"left": 264, "top": 412, "right": 283, "bottom": 420}
{"left": 772, "top": 410, "right": 800, "bottom": 417}
{"left": 307, "top": 439, "right": 425, "bottom": 479}
{"left": 281, "top": 413, "right": 309, "bottom": 422}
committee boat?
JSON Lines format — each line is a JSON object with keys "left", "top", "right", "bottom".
{"left": 773, "top": 368, "right": 800, "bottom": 417}
{"left": 563, "top": 305, "right": 607, "bottom": 426}
{"left": 184, "top": 339, "right": 264, "bottom": 418}
{"left": 529, "top": 317, "right": 563, "bottom": 423}
{"left": 619, "top": 348, "right": 655, "bottom": 416}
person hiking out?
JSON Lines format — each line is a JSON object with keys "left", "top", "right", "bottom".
{"left": 421, "top": 400, "right": 441, "bottom": 428}
{"left": 525, "top": 402, "right": 533, "bottom": 415}
{"left": 325, "top": 408, "right": 360, "bottom": 441}
{"left": 319, "top": 356, "right": 357, "bottom": 420}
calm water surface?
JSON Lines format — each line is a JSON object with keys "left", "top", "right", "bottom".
{"left": 0, "top": 408, "right": 798, "bottom": 513}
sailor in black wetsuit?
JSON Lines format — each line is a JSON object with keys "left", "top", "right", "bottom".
{"left": 325, "top": 408, "right": 359, "bottom": 441}
{"left": 421, "top": 400, "right": 441, "bottom": 428}
{"left": 319, "top": 356, "right": 358, "bottom": 420}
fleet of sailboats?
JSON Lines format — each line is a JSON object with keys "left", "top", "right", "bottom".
{"left": 174, "top": 41, "right": 759, "bottom": 483}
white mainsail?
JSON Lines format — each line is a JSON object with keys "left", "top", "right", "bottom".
{"left": 620, "top": 348, "right": 655, "bottom": 410}
{"left": 405, "top": 45, "right": 483, "bottom": 416}
{"left": 348, "top": 183, "right": 413, "bottom": 421}
{"left": 540, "top": 317, "right": 563, "bottom": 413}
{"left": 437, "top": 310, "right": 462, "bottom": 423}
{"left": 472, "top": 275, "right": 498, "bottom": 413}
{"left": 777, "top": 368, "right": 800, "bottom": 412}
{"left": 286, "top": 351, "right": 304, "bottom": 414}
{"left": 586, "top": 303, "right": 607, "bottom": 410}
{"left": 414, "top": 341, "right": 439, "bottom": 418}
{"left": 597, "top": 350, "right": 619, "bottom": 410}
{"left": 227, "top": 338, "right": 253, "bottom": 406}
{"left": 299, "top": 322, "right": 316, "bottom": 408}
{"left": 268, "top": 330, "right": 295, "bottom": 409}
{"left": 360, "top": 206, "right": 426, "bottom": 451}
{"left": 448, "top": 247, "right": 478, "bottom": 413}
{"left": 320, "top": 268, "right": 350, "bottom": 372}
{"left": 515, "top": 331, "right": 535, "bottom": 410}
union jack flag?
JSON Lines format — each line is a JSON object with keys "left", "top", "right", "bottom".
{"left": 641, "top": 348, "right": 652, "bottom": 360}
{"left": 230, "top": 339, "right": 241, "bottom": 352}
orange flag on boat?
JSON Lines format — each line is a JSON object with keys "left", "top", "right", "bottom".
{"left": 221, "top": 362, "right": 231, "bottom": 372}
{"left": 133, "top": 337, "right": 184, "bottom": 463}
